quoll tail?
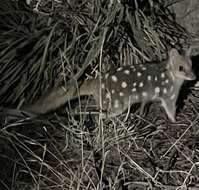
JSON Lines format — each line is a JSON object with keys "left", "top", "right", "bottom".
{"left": 23, "top": 80, "right": 94, "bottom": 114}
{"left": 23, "top": 86, "right": 76, "bottom": 114}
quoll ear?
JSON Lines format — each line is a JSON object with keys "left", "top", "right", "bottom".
{"left": 168, "top": 48, "right": 180, "bottom": 67}
{"left": 169, "top": 48, "right": 180, "bottom": 60}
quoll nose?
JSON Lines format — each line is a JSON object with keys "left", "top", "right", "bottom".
{"left": 187, "top": 72, "right": 196, "bottom": 80}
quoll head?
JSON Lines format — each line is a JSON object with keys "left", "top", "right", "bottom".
{"left": 167, "top": 48, "right": 196, "bottom": 81}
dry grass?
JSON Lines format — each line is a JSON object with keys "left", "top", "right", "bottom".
{"left": 0, "top": 0, "right": 199, "bottom": 189}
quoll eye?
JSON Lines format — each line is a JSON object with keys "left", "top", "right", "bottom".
{"left": 179, "top": 66, "right": 184, "bottom": 71}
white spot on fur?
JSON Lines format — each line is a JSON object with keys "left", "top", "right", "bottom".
{"left": 114, "top": 99, "right": 119, "bottom": 108}
{"left": 132, "top": 88, "right": 136, "bottom": 92}
{"left": 155, "top": 87, "right": 160, "bottom": 94}
{"left": 137, "top": 72, "right": 142, "bottom": 77}
{"left": 163, "top": 88, "right": 167, "bottom": 94}
{"left": 124, "top": 70, "right": 130, "bottom": 75}
{"left": 161, "top": 73, "right": 165, "bottom": 78}
{"left": 111, "top": 89, "right": 115, "bottom": 94}
{"left": 119, "top": 92, "right": 124, "bottom": 96}
{"left": 148, "top": 75, "right": 152, "bottom": 81}
{"left": 121, "top": 81, "right": 127, "bottom": 88}
{"left": 111, "top": 75, "right": 118, "bottom": 82}
{"left": 142, "top": 92, "right": 147, "bottom": 97}
{"left": 117, "top": 67, "right": 123, "bottom": 71}
{"left": 139, "top": 82, "right": 143, "bottom": 87}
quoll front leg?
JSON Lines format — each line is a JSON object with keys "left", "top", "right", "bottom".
{"left": 160, "top": 98, "right": 176, "bottom": 122}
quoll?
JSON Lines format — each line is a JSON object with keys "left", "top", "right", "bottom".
{"left": 24, "top": 48, "right": 196, "bottom": 121}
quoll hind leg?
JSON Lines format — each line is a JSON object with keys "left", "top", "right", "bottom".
{"left": 160, "top": 98, "right": 176, "bottom": 122}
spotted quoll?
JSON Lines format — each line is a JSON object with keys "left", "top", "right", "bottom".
{"left": 24, "top": 48, "right": 195, "bottom": 121}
